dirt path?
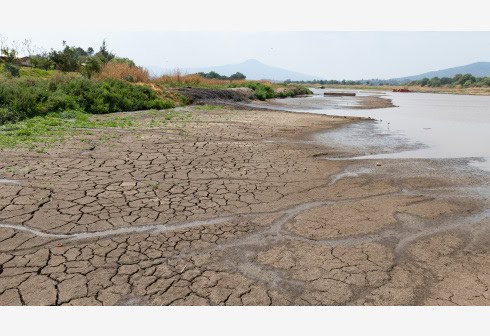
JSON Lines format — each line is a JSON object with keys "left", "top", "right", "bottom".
{"left": 0, "top": 106, "right": 488, "bottom": 305}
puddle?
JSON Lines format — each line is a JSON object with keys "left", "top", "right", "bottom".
{"left": 329, "top": 167, "right": 372, "bottom": 185}
{"left": 0, "top": 179, "right": 21, "bottom": 185}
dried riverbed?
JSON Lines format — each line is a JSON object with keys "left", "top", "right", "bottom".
{"left": 0, "top": 97, "right": 488, "bottom": 305}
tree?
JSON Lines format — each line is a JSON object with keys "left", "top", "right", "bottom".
{"left": 111, "top": 57, "right": 136, "bottom": 67}
{"left": 48, "top": 42, "right": 98, "bottom": 72}
{"left": 1, "top": 46, "right": 20, "bottom": 77}
{"left": 229, "top": 72, "right": 246, "bottom": 80}
{"left": 81, "top": 57, "right": 102, "bottom": 79}
{"left": 207, "top": 71, "right": 222, "bottom": 79}
{"left": 419, "top": 78, "right": 429, "bottom": 87}
{"left": 30, "top": 53, "right": 55, "bottom": 70}
{"left": 0, "top": 46, "right": 17, "bottom": 63}
{"left": 21, "top": 39, "right": 34, "bottom": 57}
{"left": 428, "top": 77, "right": 441, "bottom": 87}
{"left": 49, "top": 45, "right": 82, "bottom": 72}
{"left": 0, "top": 34, "right": 7, "bottom": 51}
{"left": 95, "top": 40, "right": 115, "bottom": 64}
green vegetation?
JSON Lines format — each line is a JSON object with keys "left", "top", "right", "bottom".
{"left": 27, "top": 40, "right": 114, "bottom": 76}
{"left": 1, "top": 37, "right": 144, "bottom": 81}
{"left": 0, "top": 76, "right": 173, "bottom": 124}
{"left": 290, "top": 74, "right": 490, "bottom": 89}
{"left": 193, "top": 104, "right": 225, "bottom": 110}
{"left": 406, "top": 74, "right": 490, "bottom": 88}
{"left": 0, "top": 109, "right": 191, "bottom": 149}
{"left": 19, "top": 67, "right": 61, "bottom": 78}
{"left": 0, "top": 110, "right": 132, "bottom": 149}
{"left": 156, "top": 71, "right": 312, "bottom": 99}
{"left": 242, "top": 82, "right": 275, "bottom": 100}
{"left": 0, "top": 35, "right": 311, "bottom": 136}
{"left": 274, "top": 84, "right": 312, "bottom": 98}
{"left": 197, "top": 71, "right": 246, "bottom": 80}
{"left": 229, "top": 81, "right": 312, "bottom": 101}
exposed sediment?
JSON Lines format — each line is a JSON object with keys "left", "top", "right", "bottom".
{"left": 0, "top": 105, "right": 488, "bottom": 306}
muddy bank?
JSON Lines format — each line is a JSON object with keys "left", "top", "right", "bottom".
{"left": 176, "top": 87, "right": 252, "bottom": 105}
{"left": 175, "top": 87, "right": 394, "bottom": 111}
{"left": 247, "top": 91, "right": 395, "bottom": 111}
{"left": 0, "top": 106, "right": 488, "bottom": 306}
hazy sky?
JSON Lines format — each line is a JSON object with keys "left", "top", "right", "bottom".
{"left": 2, "top": 31, "right": 490, "bottom": 80}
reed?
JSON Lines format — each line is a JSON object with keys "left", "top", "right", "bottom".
{"left": 95, "top": 62, "right": 150, "bottom": 83}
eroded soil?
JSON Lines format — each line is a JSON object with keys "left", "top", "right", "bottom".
{"left": 0, "top": 107, "right": 488, "bottom": 305}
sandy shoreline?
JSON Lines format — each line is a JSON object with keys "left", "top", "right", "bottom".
{"left": 0, "top": 105, "right": 488, "bottom": 305}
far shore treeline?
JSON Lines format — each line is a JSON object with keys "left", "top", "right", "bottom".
{"left": 288, "top": 73, "right": 490, "bottom": 88}
{"left": 0, "top": 35, "right": 311, "bottom": 125}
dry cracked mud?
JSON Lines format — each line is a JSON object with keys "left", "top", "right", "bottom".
{"left": 0, "top": 106, "right": 488, "bottom": 305}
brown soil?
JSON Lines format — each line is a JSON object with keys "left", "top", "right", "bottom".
{"left": 0, "top": 106, "right": 488, "bottom": 306}
{"left": 248, "top": 93, "right": 395, "bottom": 111}
{"left": 176, "top": 87, "right": 252, "bottom": 105}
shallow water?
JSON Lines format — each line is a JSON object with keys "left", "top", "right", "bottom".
{"left": 268, "top": 89, "right": 490, "bottom": 172}
{"left": 0, "top": 179, "right": 21, "bottom": 185}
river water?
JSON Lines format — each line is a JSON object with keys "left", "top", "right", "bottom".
{"left": 266, "top": 88, "right": 490, "bottom": 172}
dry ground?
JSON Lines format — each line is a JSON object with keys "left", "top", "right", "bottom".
{"left": 0, "top": 106, "right": 488, "bottom": 305}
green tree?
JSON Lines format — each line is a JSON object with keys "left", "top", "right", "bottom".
{"left": 0, "top": 46, "right": 17, "bottom": 63}
{"left": 111, "top": 57, "right": 136, "bottom": 67}
{"left": 49, "top": 44, "right": 83, "bottom": 72}
{"left": 95, "top": 40, "right": 115, "bottom": 64}
{"left": 0, "top": 47, "right": 20, "bottom": 77}
{"left": 81, "top": 57, "right": 102, "bottom": 79}
{"left": 229, "top": 72, "right": 246, "bottom": 80}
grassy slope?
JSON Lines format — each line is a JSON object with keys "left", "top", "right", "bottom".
{"left": 0, "top": 109, "right": 191, "bottom": 151}
{"left": 0, "top": 66, "right": 64, "bottom": 79}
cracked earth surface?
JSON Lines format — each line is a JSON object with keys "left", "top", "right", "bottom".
{"left": 0, "top": 107, "right": 488, "bottom": 305}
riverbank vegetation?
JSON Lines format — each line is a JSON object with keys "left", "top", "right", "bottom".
{"left": 290, "top": 73, "right": 490, "bottom": 89}
{"left": 289, "top": 74, "right": 490, "bottom": 95}
{"left": 0, "top": 36, "right": 311, "bottom": 127}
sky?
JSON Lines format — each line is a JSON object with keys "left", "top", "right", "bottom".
{"left": 2, "top": 0, "right": 490, "bottom": 80}
{"left": 2, "top": 31, "right": 490, "bottom": 80}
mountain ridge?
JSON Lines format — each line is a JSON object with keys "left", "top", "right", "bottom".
{"left": 390, "top": 61, "right": 490, "bottom": 83}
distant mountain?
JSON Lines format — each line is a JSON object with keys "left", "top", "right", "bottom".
{"left": 391, "top": 62, "right": 490, "bottom": 83}
{"left": 148, "top": 59, "right": 319, "bottom": 81}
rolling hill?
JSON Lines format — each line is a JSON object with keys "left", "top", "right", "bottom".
{"left": 391, "top": 62, "right": 490, "bottom": 83}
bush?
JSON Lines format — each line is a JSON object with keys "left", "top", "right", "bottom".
{"left": 0, "top": 107, "right": 22, "bottom": 124}
{"left": 3, "top": 63, "right": 20, "bottom": 77}
{"left": 30, "top": 54, "right": 55, "bottom": 70}
{"left": 0, "top": 76, "right": 171, "bottom": 124}
{"left": 244, "top": 82, "right": 276, "bottom": 100}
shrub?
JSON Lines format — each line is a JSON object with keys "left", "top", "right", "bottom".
{"left": 30, "top": 54, "right": 55, "bottom": 70}
{"left": 0, "top": 76, "right": 170, "bottom": 124}
{"left": 3, "top": 63, "right": 20, "bottom": 77}
{"left": 0, "top": 107, "right": 22, "bottom": 124}
{"left": 245, "top": 82, "right": 275, "bottom": 100}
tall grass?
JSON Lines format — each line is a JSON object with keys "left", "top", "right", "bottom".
{"left": 154, "top": 70, "right": 311, "bottom": 100}
{"left": 95, "top": 62, "right": 150, "bottom": 83}
{"left": 155, "top": 70, "right": 254, "bottom": 88}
